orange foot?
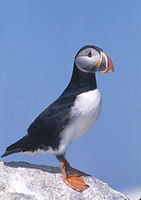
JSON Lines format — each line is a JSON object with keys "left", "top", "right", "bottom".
{"left": 65, "top": 174, "right": 89, "bottom": 192}
{"left": 64, "top": 159, "right": 90, "bottom": 176}
{"left": 59, "top": 160, "right": 89, "bottom": 192}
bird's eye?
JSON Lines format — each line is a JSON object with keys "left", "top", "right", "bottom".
{"left": 87, "top": 51, "right": 92, "bottom": 58}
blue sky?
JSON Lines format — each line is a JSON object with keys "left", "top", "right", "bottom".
{"left": 1, "top": 0, "right": 141, "bottom": 198}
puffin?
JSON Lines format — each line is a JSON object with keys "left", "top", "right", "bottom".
{"left": 1, "top": 45, "right": 114, "bottom": 192}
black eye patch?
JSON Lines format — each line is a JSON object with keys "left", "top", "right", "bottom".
{"left": 87, "top": 51, "right": 92, "bottom": 57}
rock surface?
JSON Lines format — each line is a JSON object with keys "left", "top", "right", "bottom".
{"left": 0, "top": 161, "right": 129, "bottom": 200}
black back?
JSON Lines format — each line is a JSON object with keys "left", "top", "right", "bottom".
{"left": 27, "top": 63, "right": 97, "bottom": 149}
{"left": 2, "top": 63, "right": 97, "bottom": 156}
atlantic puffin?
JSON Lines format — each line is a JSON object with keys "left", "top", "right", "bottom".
{"left": 2, "top": 45, "right": 114, "bottom": 192}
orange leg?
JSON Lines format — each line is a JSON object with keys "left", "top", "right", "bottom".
{"left": 59, "top": 160, "right": 89, "bottom": 192}
{"left": 64, "top": 159, "right": 90, "bottom": 176}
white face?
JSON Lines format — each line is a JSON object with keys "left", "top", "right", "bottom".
{"left": 75, "top": 47, "right": 101, "bottom": 73}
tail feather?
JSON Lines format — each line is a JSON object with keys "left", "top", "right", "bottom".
{"left": 1, "top": 148, "right": 22, "bottom": 157}
{"left": 1, "top": 134, "right": 38, "bottom": 158}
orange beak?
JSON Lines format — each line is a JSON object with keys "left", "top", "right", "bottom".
{"left": 97, "top": 52, "right": 114, "bottom": 73}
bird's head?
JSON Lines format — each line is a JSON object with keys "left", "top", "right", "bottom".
{"left": 75, "top": 45, "right": 114, "bottom": 74}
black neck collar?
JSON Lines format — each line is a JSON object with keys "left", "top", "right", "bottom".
{"left": 62, "top": 63, "right": 97, "bottom": 96}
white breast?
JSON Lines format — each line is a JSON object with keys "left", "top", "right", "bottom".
{"left": 57, "top": 89, "right": 102, "bottom": 155}
{"left": 20, "top": 89, "right": 102, "bottom": 156}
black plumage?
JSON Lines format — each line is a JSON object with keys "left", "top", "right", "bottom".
{"left": 2, "top": 62, "right": 97, "bottom": 157}
{"left": 1, "top": 45, "right": 114, "bottom": 192}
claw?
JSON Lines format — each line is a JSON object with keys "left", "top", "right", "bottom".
{"left": 59, "top": 160, "right": 89, "bottom": 192}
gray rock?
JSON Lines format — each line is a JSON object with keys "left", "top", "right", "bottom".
{"left": 0, "top": 161, "right": 129, "bottom": 200}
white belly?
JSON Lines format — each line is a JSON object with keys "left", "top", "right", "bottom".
{"left": 57, "top": 89, "right": 102, "bottom": 155}
{"left": 20, "top": 89, "right": 102, "bottom": 156}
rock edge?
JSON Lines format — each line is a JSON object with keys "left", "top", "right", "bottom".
{"left": 0, "top": 161, "right": 129, "bottom": 200}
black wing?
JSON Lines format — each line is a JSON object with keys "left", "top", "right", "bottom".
{"left": 1, "top": 93, "right": 76, "bottom": 157}
{"left": 28, "top": 93, "right": 76, "bottom": 149}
